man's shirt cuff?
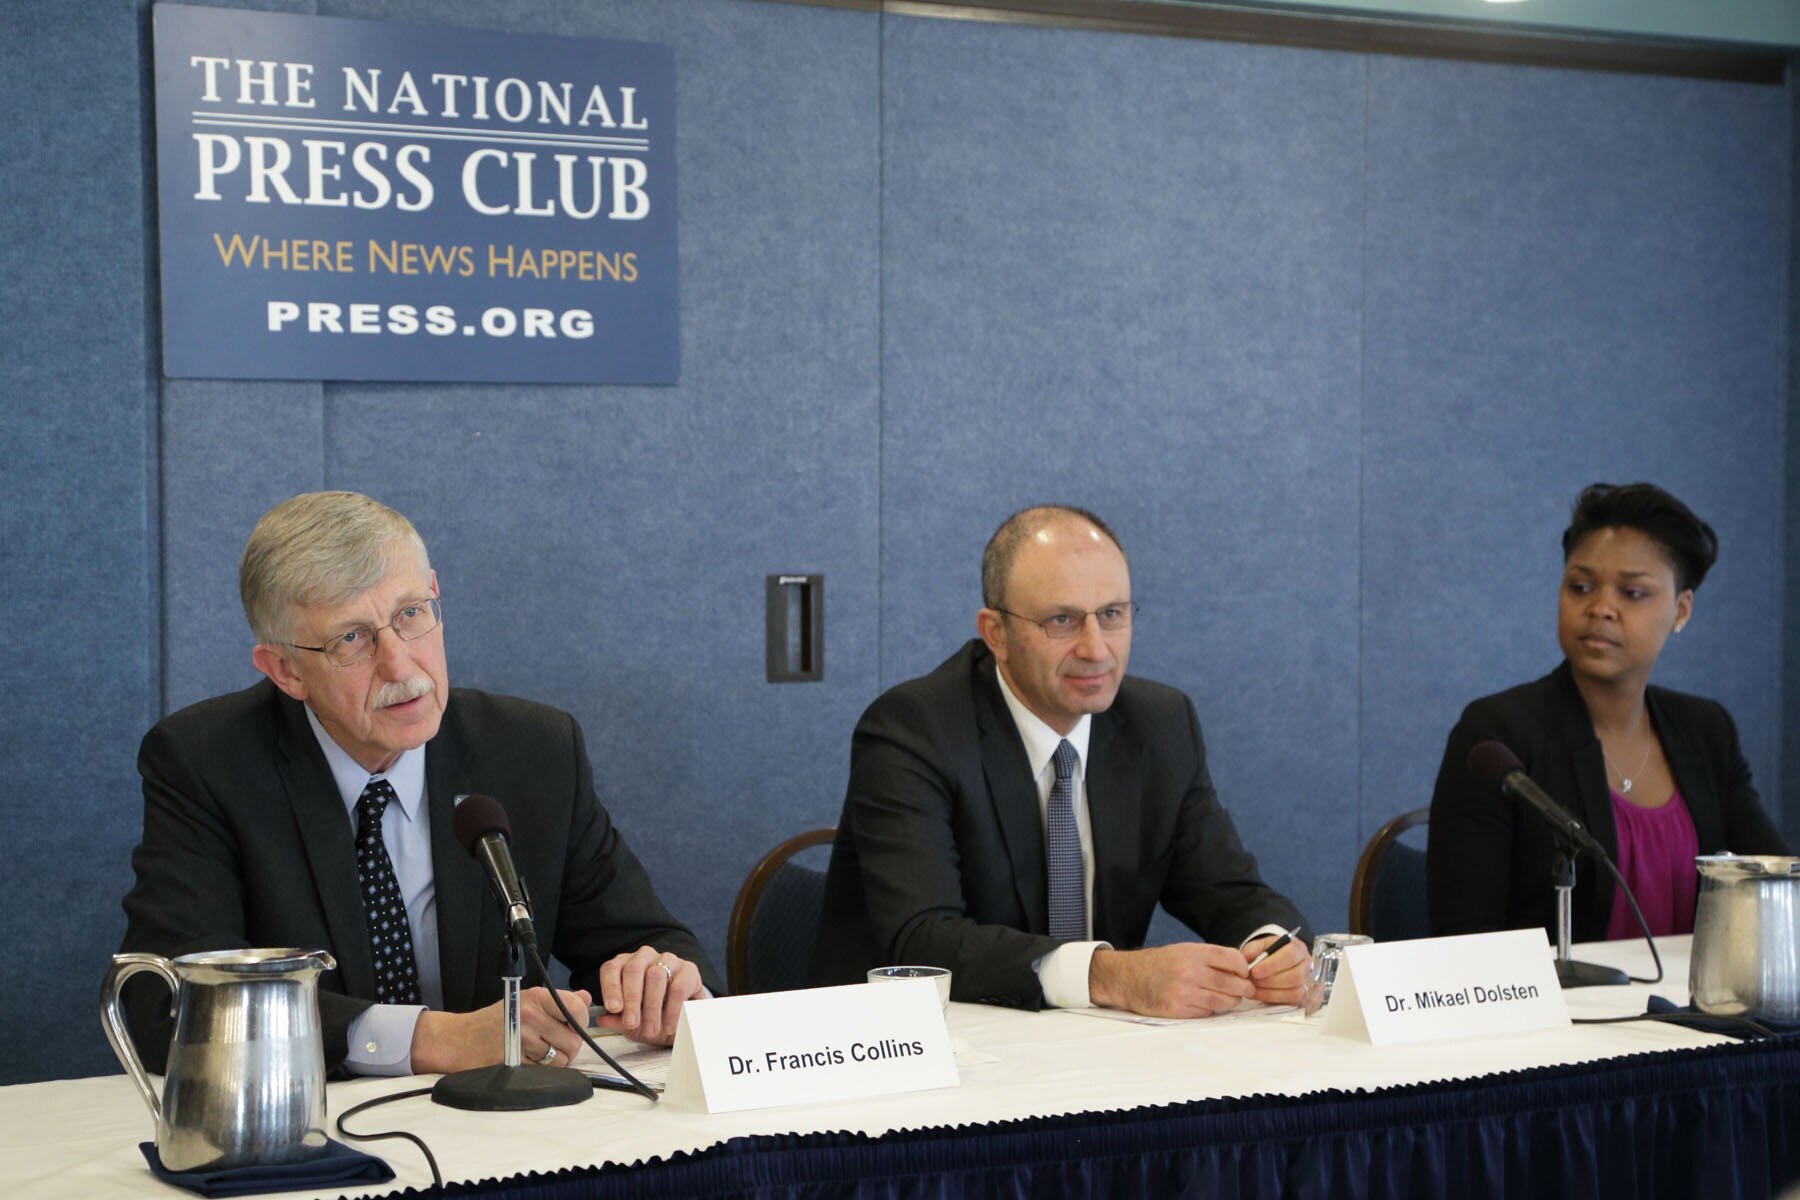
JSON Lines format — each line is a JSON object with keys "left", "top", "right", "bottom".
{"left": 343, "top": 1004, "right": 426, "bottom": 1075}
{"left": 1034, "top": 940, "right": 1109, "bottom": 1008}
{"left": 1240, "top": 925, "right": 1291, "bottom": 953}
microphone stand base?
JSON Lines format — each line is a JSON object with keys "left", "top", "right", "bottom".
{"left": 432, "top": 1064, "right": 594, "bottom": 1111}
{"left": 1556, "top": 957, "right": 1630, "bottom": 989}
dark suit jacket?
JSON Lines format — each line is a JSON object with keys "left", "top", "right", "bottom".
{"left": 816, "top": 641, "right": 1306, "bottom": 1007}
{"left": 118, "top": 680, "right": 720, "bottom": 1072}
{"left": 1427, "top": 661, "right": 1790, "bottom": 943}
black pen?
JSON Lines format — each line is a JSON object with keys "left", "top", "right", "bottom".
{"left": 1246, "top": 925, "right": 1303, "bottom": 968}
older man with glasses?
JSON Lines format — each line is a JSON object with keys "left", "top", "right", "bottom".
{"left": 817, "top": 505, "right": 1310, "bottom": 1018}
{"left": 117, "top": 491, "right": 718, "bottom": 1078}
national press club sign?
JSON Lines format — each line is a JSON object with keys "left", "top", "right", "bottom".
{"left": 152, "top": 4, "right": 678, "bottom": 383}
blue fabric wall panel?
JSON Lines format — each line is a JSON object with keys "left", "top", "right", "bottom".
{"left": 0, "top": 1, "right": 157, "bottom": 1081}
{"left": 1787, "top": 75, "right": 1800, "bottom": 836}
{"left": 1358, "top": 58, "right": 1790, "bottom": 838}
{"left": 878, "top": 18, "right": 1366, "bottom": 935}
{"left": 159, "top": 381, "right": 327, "bottom": 711}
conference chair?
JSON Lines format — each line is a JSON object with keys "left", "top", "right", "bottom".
{"left": 725, "top": 827, "right": 835, "bottom": 995}
{"left": 1348, "top": 808, "right": 1431, "bottom": 941}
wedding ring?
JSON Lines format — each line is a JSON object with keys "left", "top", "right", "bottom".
{"left": 654, "top": 959, "right": 673, "bottom": 982}
{"left": 541, "top": 1046, "right": 557, "bottom": 1066}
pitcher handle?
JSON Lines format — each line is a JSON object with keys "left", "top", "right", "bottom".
{"left": 100, "top": 952, "right": 180, "bottom": 1126}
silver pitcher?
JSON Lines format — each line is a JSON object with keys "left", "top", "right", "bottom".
{"left": 100, "top": 948, "right": 337, "bottom": 1172}
{"left": 1690, "top": 855, "right": 1800, "bottom": 1022}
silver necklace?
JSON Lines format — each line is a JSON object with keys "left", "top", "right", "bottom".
{"left": 1602, "top": 741, "right": 1654, "bottom": 794}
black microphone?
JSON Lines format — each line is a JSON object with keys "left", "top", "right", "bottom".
{"left": 1466, "top": 741, "right": 1606, "bottom": 859}
{"left": 453, "top": 794, "right": 536, "bottom": 950}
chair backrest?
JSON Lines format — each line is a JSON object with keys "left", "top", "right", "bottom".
{"left": 725, "top": 827, "right": 836, "bottom": 995}
{"left": 1349, "top": 808, "right": 1431, "bottom": 941}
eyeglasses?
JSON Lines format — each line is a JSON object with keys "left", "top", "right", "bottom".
{"left": 288, "top": 598, "right": 443, "bottom": 668}
{"left": 992, "top": 603, "right": 1137, "bottom": 640}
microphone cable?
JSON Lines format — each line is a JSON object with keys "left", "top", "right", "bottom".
{"left": 1572, "top": 1010, "right": 1775, "bottom": 1038}
{"left": 333, "top": 947, "right": 666, "bottom": 1186}
{"left": 1591, "top": 852, "right": 1663, "bottom": 985}
{"left": 523, "top": 937, "right": 662, "bottom": 1103}
{"left": 336, "top": 1087, "right": 443, "bottom": 1190}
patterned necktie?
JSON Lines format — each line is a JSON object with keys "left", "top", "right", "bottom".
{"left": 1046, "top": 739, "right": 1086, "bottom": 941}
{"left": 355, "top": 779, "right": 421, "bottom": 1005}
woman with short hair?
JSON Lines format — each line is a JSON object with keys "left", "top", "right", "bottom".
{"left": 1427, "top": 482, "right": 1789, "bottom": 942}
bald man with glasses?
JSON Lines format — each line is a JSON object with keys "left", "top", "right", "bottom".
{"left": 817, "top": 506, "right": 1309, "bottom": 1018}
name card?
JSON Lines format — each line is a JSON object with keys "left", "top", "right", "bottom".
{"left": 663, "top": 980, "right": 957, "bottom": 1113}
{"left": 1321, "top": 929, "right": 1568, "bottom": 1045}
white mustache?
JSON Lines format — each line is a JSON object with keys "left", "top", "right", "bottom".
{"left": 373, "top": 675, "right": 433, "bottom": 709}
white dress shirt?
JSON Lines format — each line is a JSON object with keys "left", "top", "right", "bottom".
{"left": 992, "top": 669, "right": 1108, "bottom": 1008}
{"left": 993, "top": 671, "right": 1287, "bottom": 1009}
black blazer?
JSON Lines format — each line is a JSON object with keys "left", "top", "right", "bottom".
{"left": 119, "top": 680, "right": 720, "bottom": 1071}
{"left": 1427, "top": 661, "right": 1789, "bottom": 943}
{"left": 816, "top": 641, "right": 1305, "bottom": 1007}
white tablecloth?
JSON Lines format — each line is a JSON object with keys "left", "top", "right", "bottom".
{"left": 8, "top": 936, "right": 1714, "bottom": 1198}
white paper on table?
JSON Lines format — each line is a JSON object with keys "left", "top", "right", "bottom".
{"left": 950, "top": 1036, "right": 1000, "bottom": 1066}
{"left": 1065, "top": 1000, "right": 1297, "bottom": 1026}
{"left": 575, "top": 1034, "right": 674, "bottom": 1088}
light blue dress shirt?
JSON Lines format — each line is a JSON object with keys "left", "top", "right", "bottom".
{"left": 304, "top": 705, "right": 438, "bottom": 1074}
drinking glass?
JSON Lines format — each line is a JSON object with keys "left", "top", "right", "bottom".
{"left": 868, "top": 965, "right": 951, "bottom": 1012}
{"left": 1301, "top": 933, "right": 1372, "bottom": 1017}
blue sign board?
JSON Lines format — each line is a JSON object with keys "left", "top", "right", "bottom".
{"left": 153, "top": 4, "right": 678, "bottom": 383}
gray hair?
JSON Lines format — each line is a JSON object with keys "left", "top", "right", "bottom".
{"left": 981, "top": 505, "right": 1124, "bottom": 609}
{"left": 240, "top": 491, "right": 429, "bottom": 646}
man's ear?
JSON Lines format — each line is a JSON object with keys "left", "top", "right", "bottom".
{"left": 252, "top": 643, "right": 309, "bottom": 702}
{"left": 977, "top": 608, "right": 1008, "bottom": 664}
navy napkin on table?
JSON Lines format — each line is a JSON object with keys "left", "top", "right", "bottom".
{"left": 1646, "top": 994, "right": 1800, "bottom": 1038}
{"left": 139, "top": 1138, "right": 394, "bottom": 1197}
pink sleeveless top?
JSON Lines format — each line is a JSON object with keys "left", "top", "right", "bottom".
{"left": 1604, "top": 786, "right": 1699, "bottom": 940}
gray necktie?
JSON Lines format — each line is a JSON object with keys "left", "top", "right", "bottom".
{"left": 356, "top": 779, "right": 422, "bottom": 1005}
{"left": 1046, "top": 739, "right": 1085, "bottom": 941}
